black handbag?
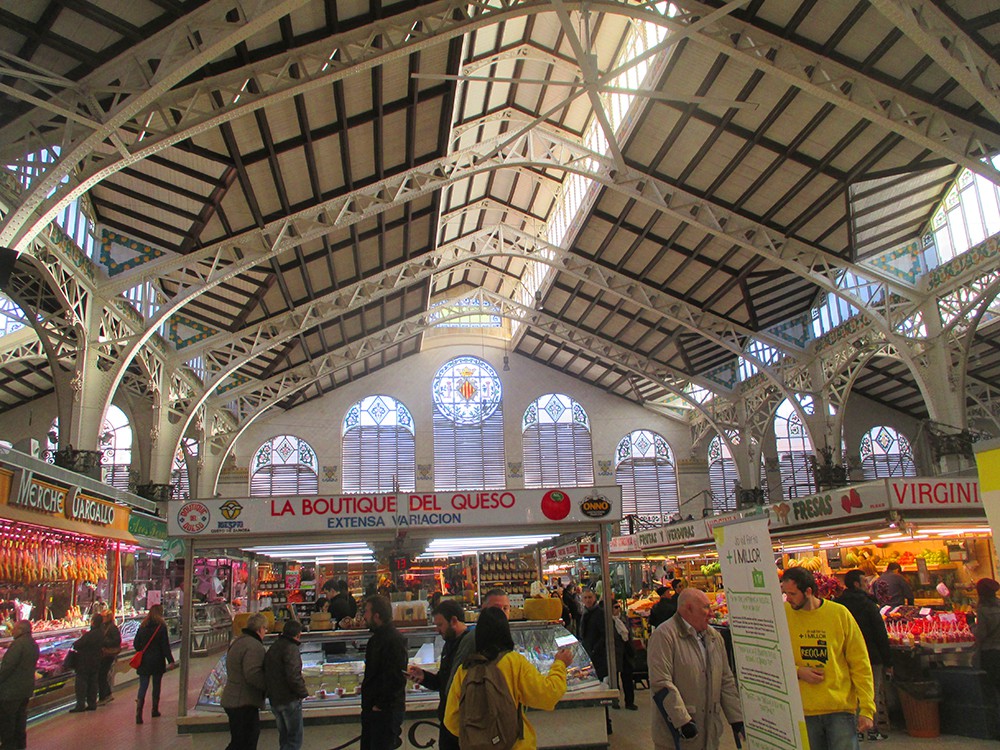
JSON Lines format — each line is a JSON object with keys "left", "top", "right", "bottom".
{"left": 63, "top": 649, "right": 78, "bottom": 671}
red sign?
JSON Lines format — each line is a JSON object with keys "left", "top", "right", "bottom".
{"left": 889, "top": 480, "right": 980, "bottom": 506}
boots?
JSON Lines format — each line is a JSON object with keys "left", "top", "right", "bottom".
{"left": 136, "top": 697, "right": 144, "bottom": 724}
{"left": 151, "top": 698, "right": 161, "bottom": 718}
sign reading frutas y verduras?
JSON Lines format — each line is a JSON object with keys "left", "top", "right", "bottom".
{"left": 169, "top": 486, "right": 623, "bottom": 536}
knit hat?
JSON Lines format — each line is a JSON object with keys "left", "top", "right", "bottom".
{"left": 976, "top": 578, "right": 1000, "bottom": 597}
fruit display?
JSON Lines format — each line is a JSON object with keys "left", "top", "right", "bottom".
{"left": 709, "top": 591, "right": 728, "bottom": 626}
{"left": 700, "top": 562, "right": 721, "bottom": 576}
{"left": 915, "top": 549, "right": 951, "bottom": 565}
{"left": 784, "top": 555, "right": 824, "bottom": 572}
{"left": 885, "top": 611, "right": 974, "bottom": 647}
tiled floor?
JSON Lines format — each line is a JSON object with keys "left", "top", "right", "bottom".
{"left": 26, "top": 664, "right": 1000, "bottom": 750}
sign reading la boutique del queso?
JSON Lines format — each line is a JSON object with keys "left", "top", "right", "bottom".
{"left": 5, "top": 468, "right": 129, "bottom": 529}
{"left": 169, "top": 486, "right": 623, "bottom": 537}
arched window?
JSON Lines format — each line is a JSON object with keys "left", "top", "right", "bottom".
{"left": 101, "top": 405, "right": 133, "bottom": 491}
{"left": 774, "top": 399, "right": 816, "bottom": 499}
{"left": 708, "top": 435, "right": 769, "bottom": 512}
{"left": 614, "top": 431, "right": 679, "bottom": 531}
{"left": 250, "top": 435, "right": 319, "bottom": 496}
{"left": 343, "top": 395, "right": 416, "bottom": 493}
{"left": 171, "top": 438, "right": 197, "bottom": 500}
{"left": 432, "top": 356, "right": 505, "bottom": 491}
{"left": 860, "top": 426, "right": 917, "bottom": 479}
{"left": 522, "top": 394, "right": 594, "bottom": 488}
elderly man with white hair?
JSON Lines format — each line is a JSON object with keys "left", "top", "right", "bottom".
{"left": 647, "top": 588, "right": 744, "bottom": 750}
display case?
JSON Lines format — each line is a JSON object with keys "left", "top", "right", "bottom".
{"left": 0, "top": 626, "right": 87, "bottom": 695}
{"left": 195, "top": 620, "right": 599, "bottom": 710}
{"left": 119, "top": 613, "right": 182, "bottom": 651}
{"left": 191, "top": 602, "right": 233, "bottom": 656}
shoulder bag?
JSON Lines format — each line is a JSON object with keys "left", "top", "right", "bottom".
{"left": 129, "top": 624, "right": 162, "bottom": 669}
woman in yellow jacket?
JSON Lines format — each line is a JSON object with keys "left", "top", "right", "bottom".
{"left": 445, "top": 607, "right": 573, "bottom": 749}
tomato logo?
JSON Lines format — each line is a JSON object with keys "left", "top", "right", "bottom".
{"left": 540, "top": 490, "right": 571, "bottom": 520}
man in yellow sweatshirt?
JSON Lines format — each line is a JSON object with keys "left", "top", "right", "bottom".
{"left": 780, "top": 567, "right": 875, "bottom": 750}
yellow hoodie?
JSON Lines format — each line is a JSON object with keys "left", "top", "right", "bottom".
{"left": 444, "top": 651, "right": 567, "bottom": 750}
{"left": 785, "top": 599, "right": 876, "bottom": 719}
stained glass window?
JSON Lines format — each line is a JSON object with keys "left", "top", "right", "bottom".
{"left": 522, "top": 394, "right": 594, "bottom": 488}
{"left": 859, "top": 426, "right": 917, "bottom": 480}
{"left": 432, "top": 356, "right": 505, "bottom": 490}
{"left": 250, "top": 435, "right": 319, "bottom": 496}
{"left": 774, "top": 399, "right": 816, "bottom": 499}
{"left": 614, "top": 430, "right": 678, "bottom": 533}
{"left": 343, "top": 395, "right": 416, "bottom": 493}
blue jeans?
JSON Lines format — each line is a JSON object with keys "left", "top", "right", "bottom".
{"left": 805, "top": 712, "right": 860, "bottom": 750}
{"left": 271, "top": 700, "right": 304, "bottom": 750}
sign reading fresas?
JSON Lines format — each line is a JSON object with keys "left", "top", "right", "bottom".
{"left": 168, "top": 486, "right": 622, "bottom": 537}
{"left": 767, "top": 484, "right": 889, "bottom": 529}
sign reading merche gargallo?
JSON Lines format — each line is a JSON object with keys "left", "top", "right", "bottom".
{"left": 168, "top": 486, "right": 623, "bottom": 537}
{"left": 6, "top": 469, "right": 128, "bottom": 529}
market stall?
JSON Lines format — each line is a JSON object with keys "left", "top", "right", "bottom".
{"left": 0, "top": 448, "right": 177, "bottom": 716}
{"left": 169, "top": 487, "right": 623, "bottom": 749}
{"left": 610, "top": 476, "right": 998, "bottom": 739}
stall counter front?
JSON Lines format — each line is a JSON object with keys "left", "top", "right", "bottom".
{"left": 178, "top": 620, "right": 617, "bottom": 750}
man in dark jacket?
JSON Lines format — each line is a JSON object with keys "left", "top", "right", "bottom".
{"left": 0, "top": 620, "right": 39, "bottom": 750}
{"left": 406, "top": 599, "right": 474, "bottom": 750}
{"left": 835, "top": 570, "right": 892, "bottom": 741}
{"left": 221, "top": 612, "right": 268, "bottom": 750}
{"left": 329, "top": 579, "right": 358, "bottom": 622}
{"left": 580, "top": 587, "right": 608, "bottom": 680}
{"left": 264, "top": 619, "right": 309, "bottom": 750}
{"left": 98, "top": 611, "right": 121, "bottom": 705}
{"left": 361, "top": 595, "right": 407, "bottom": 750}
{"left": 68, "top": 614, "right": 105, "bottom": 713}
{"left": 649, "top": 585, "right": 678, "bottom": 629}
{"left": 874, "top": 563, "right": 914, "bottom": 607}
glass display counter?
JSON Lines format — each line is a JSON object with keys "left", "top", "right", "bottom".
{"left": 181, "top": 619, "right": 615, "bottom": 749}
{"left": 191, "top": 602, "right": 233, "bottom": 656}
{"left": 196, "top": 620, "right": 600, "bottom": 710}
{"left": 0, "top": 626, "right": 87, "bottom": 694}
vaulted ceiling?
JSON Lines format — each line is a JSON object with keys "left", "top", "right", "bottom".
{"left": 0, "top": 0, "right": 999, "bottom": 435}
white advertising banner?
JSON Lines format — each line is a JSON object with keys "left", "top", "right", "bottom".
{"left": 168, "top": 486, "right": 622, "bottom": 537}
{"left": 715, "top": 516, "right": 808, "bottom": 750}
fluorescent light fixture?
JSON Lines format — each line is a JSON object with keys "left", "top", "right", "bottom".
{"left": 876, "top": 533, "right": 905, "bottom": 539}
{"left": 425, "top": 534, "right": 557, "bottom": 553}
{"left": 246, "top": 543, "right": 373, "bottom": 559}
{"left": 920, "top": 527, "right": 990, "bottom": 535}
{"left": 675, "top": 553, "right": 702, "bottom": 559}
{"left": 831, "top": 537, "right": 870, "bottom": 545}
{"left": 782, "top": 545, "right": 816, "bottom": 552}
